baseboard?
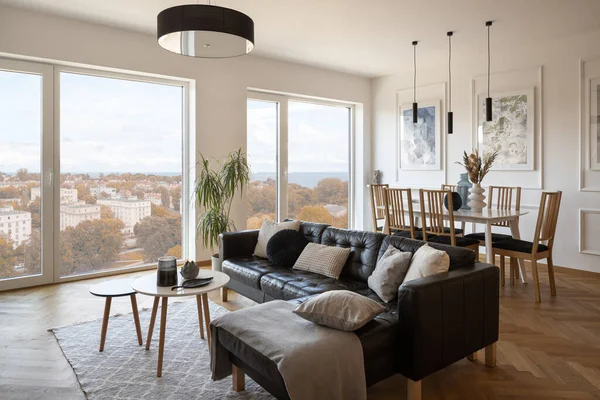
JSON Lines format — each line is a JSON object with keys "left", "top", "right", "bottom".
{"left": 197, "top": 259, "right": 211, "bottom": 267}
{"left": 478, "top": 254, "right": 600, "bottom": 277}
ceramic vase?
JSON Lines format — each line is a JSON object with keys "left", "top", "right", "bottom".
{"left": 444, "top": 192, "right": 463, "bottom": 211}
{"left": 211, "top": 254, "right": 222, "bottom": 272}
{"left": 467, "top": 183, "right": 486, "bottom": 213}
{"left": 456, "top": 173, "right": 472, "bottom": 210}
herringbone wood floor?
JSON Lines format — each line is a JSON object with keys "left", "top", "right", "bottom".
{"left": 1, "top": 263, "right": 599, "bottom": 399}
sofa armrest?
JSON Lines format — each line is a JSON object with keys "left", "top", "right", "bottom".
{"left": 396, "top": 263, "right": 499, "bottom": 382}
{"left": 219, "top": 230, "right": 259, "bottom": 261}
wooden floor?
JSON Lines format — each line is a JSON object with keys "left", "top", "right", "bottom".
{"left": 1, "top": 264, "right": 600, "bottom": 399}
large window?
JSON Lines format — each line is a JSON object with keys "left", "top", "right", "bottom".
{"left": 0, "top": 59, "right": 189, "bottom": 291}
{"left": 247, "top": 94, "right": 352, "bottom": 229}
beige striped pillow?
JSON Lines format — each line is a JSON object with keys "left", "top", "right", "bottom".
{"left": 293, "top": 242, "right": 351, "bottom": 279}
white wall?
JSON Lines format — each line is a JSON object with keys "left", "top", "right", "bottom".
{"left": 372, "top": 28, "right": 600, "bottom": 272}
{"left": 0, "top": 5, "right": 371, "bottom": 261}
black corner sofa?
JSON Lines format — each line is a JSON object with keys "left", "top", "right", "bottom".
{"left": 216, "top": 221, "right": 500, "bottom": 400}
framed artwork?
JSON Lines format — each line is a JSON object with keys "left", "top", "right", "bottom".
{"left": 590, "top": 79, "right": 600, "bottom": 170}
{"left": 477, "top": 89, "right": 535, "bottom": 170}
{"left": 398, "top": 100, "right": 441, "bottom": 170}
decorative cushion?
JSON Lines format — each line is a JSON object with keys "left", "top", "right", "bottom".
{"left": 402, "top": 244, "right": 450, "bottom": 284}
{"left": 293, "top": 290, "right": 385, "bottom": 331}
{"left": 293, "top": 242, "right": 351, "bottom": 279}
{"left": 428, "top": 236, "right": 480, "bottom": 247}
{"left": 492, "top": 239, "right": 548, "bottom": 253}
{"left": 266, "top": 229, "right": 309, "bottom": 268}
{"left": 465, "top": 232, "right": 513, "bottom": 242}
{"left": 253, "top": 219, "right": 301, "bottom": 258}
{"left": 367, "top": 245, "right": 413, "bottom": 302}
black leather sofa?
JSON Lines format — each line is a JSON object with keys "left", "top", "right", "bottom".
{"left": 216, "top": 221, "right": 500, "bottom": 400}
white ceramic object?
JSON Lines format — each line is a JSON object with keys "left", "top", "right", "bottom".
{"left": 467, "top": 183, "right": 486, "bottom": 213}
{"left": 211, "top": 254, "right": 222, "bottom": 272}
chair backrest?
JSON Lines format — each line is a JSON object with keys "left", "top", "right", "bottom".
{"left": 533, "top": 191, "right": 562, "bottom": 253}
{"left": 441, "top": 184, "right": 456, "bottom": 192}
{"left": 419, "top": 189, "right": 457, "bottom": 245}
{"left": 383, "top": 188, "right": 416, "bottom": 238}
{"left": 369, "top": 184, "right": 389, "bottom": 231}
{"left": 488, "top": 186, "right": 522, "bottom": 227}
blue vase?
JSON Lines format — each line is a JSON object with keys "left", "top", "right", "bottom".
{"left": 456, "top": 173, "right": 472, "bottom": 210}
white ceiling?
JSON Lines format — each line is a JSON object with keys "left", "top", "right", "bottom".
{"left": 2, "top": 0, "right": 600, "bottom": 77}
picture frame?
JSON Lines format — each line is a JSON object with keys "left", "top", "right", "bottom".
{"left": 590, "top": 78, "right": 600, "bottom": 170}
{"left": 398, "top": 100, "right": 441, "bottom": 171}
{"left": 476, "top": 89, "right": 535, "bottom": 171}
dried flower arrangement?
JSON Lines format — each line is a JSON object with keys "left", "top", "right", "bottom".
{"left": 456, "top": 149, "right": 498, "bottom": 184}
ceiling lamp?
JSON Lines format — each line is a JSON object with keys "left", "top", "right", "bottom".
{"left": 412, "top": 41, "right": 419, "bottom": 124}
{"left": 485, "top": 21, "right": 493, "bottom": 121}
{"left": 447, "top": 31, "right": 454, "bottom": 134}
{"left": 157, "top": 3, "right": 254, "bottom": 58}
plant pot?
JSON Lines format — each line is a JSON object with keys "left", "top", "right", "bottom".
{"left": 467, "top": 183, "right": 486, "bottom": 213}
{"left": 211, "top": 254, "right": 222, "bottom": 272}
{"left": 444, "top": 192, "right": 462, "bottom": 211}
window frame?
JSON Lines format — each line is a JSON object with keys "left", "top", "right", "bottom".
{"left": 247, "top": 90, "right": 355, "bottom": 228}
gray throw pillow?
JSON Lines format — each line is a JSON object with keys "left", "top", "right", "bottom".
{"left": 293, "top": 242, "right": 351, "bottom": 279}
{"left": 293, "top": 290, "right": 385, "bottom": 331}
{"left": 367, "top": 244, "right": 413, "bottom": 302}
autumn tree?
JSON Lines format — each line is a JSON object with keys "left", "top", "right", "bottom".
{"left": 75, "top": 183, "right": 96, "bottom": 204}
{"left": 296, "top": 205, "right": 333, "bottom": 225}
{"left": 100, "top": 205, "right": 115, "bottom": 219}
{"left": 151, "top": 203, "right": 175, "bottom": 217}
{"left": 157, "top": 186, "right": 171, "bottom": 209}
{"left": 167, "top": 244, "right": 182, "bottom": 259}
{"left": 15, "top": 168, "right": 30, "bottom": 181}
{"left": 315, "top": 178, "right": 348, "bottom": 205}
{"left": 0, "top": 235, "right": 18, "bottom": 279}
{"left": 23, "top": 229, "right": 41, "bottom": 275}
{"left": 134, "top": 216, "right": 181, "bottom": 262}
{"left": 170, "top": 188, "right": 182, "bottom": 212}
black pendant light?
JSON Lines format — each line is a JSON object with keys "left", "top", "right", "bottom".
{"left": 412, "top": 41, "right": 419, "bottom": 124}
{"left": 485, "top": 21, "right": 493, "bottom": 121}
{"left": 157, "top": 3, "right": 254, "bottom": 58}
{"left": 447, "top": 31, "right": 454, "bottom": 134}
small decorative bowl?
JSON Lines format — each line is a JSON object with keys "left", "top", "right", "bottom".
{"left": 180, "top": 260, "right": 199, "bottom": 280}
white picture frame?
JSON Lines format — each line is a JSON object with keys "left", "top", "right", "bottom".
{"left": 398, "top": 100, "right": 441, "bottom": 171}
{"left": 590, "top": 78, "right": 600, "bottom": 170}
{"left": 476, "top": 89, "right": 535, "bottom": 171}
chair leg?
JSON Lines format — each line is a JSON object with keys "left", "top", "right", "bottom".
{"left": 485, "top": 343, "right": 497, "bottom": 368}
{"left": 514, "top": 262, "right": 520, "bottom": 279}
{"left": 407, "top": 379, "right": 422, "bottom": 400}
{"left": 531, "top": 259, "right": 541, "bottom": 303}
{"left": 232, "top": 364, "right": 245, "bottom": 392}
{"left": 547, "top": 255, "right": 557, "bottom": 297}
{"left": 509, "top": 257, "right": 516, "bottom": 287}
{"left": 467, "top": 352, "right": 478, "bottom": 361}
{"left": 221, "top": 287, "right": 228, "bottom": 302}
{"left": 499, "top": 256, "right": 505, "bottom": 287}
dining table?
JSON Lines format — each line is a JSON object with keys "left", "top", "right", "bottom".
{"left": 381, "top": 204, "right": 529, "bottom": 283}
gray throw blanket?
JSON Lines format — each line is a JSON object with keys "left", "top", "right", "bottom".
{"left": 211, "top": 300, "right": 367, "bottom": 400}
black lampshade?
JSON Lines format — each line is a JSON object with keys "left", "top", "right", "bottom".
{"left": 157, "top": 5, "right": 254, "bottom": 58}
{"left": 412, "top": 41, "right": 418, "bottom": 123}
{"left": 412, "top": 103, "right": 418, "bottom": 124}
{"left": 485, "top": 97, "right": 493, "bottom": 122}
{"left": 485, "top": 21, "right": 493, "bottom": 122}
{"left": 448, "top": 111, "right": 454, "bottom": 134}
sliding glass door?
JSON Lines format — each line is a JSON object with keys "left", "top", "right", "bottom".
{"left": 247, "top": 93, "right": 352, "bottom": 228}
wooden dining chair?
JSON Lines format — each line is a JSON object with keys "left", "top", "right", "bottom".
{"left": 369, "top": 184, "right": 389, "bottom": 232}
{"left": 441, "top": 184, "right": 465, "bottom": 236}
{"left": 441, "top": 184, "right": 457, "bottom": 192}
{"left": 492, "top": 191, "right": 562, "bottom": 303}
{"left": 382, "top": 188, "right": 417, "bottom": 239}
{"left": 419, "top": 189, "right": 479, "bottom": 257}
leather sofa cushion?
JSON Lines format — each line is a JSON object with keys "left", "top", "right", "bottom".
{"left": 260, "top": 269, "right": 369, "bottom": 301}
{"left": 464, "top": 232, "right": 512, "bottom": 242}
{"left": 379, "top": 236, "right": 476, "bottom": 271}
{"left": 287, "top": 220, "right": 330, "bottom": 243}
{"left": 222, "top": 257, "right": 285, "bottom": 290}
{"left": 321, "top": 227, "right": 386, "bottom": 282}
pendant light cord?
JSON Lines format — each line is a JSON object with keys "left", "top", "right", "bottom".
{"left": 448, "top": 34, "right": 452, "bottom": 112}
{"left": 413, "top": 42, "right": 417, "bottom": 103}
{"left": 487, "top": 23, "right": 491, "bottom": 97}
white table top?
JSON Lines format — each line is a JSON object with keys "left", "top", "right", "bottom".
{"left": 411, "top": 206, "right": 528, "bottom": 223}
{"left": 90, "top": 279, "right": 137, "bottom": 297}
{"left": 131, "top": 270, "right": 230, "bottom": 298}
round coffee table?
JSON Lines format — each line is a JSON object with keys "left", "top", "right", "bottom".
{"left": 131, "top": 270, "right": 229, "bottom": 377}
{"left": 89, "top": 279, "right": 143, "bottom": 352}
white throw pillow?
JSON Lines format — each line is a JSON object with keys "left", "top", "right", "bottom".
{"left": 293, "top": 290, "right": 385, "bottom": 331}
{"left": 293, "top": 242, "right": 351, "bottom": 279}
{"left": 253, "top": 220, "right": 301, "bottom": 259}
{"left": 368, "top": 245, "right": 413, "bottom": 302}
{"left": 402, "top": 244, "right": 450, "bottom": 284}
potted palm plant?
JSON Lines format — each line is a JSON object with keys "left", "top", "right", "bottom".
{"left": 195, "top": 148, "right": 250, "bottom": 271}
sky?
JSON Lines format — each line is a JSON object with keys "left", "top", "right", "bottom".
{"left": 0, "top": 70, "right": 183, "bottom": 174}
{"left": 247, "top": 99, "right": 350, "bottom": 174}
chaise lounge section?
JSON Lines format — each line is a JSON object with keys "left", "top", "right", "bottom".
{"left": 216, "top": 222, "right": 499, "bottom": 399}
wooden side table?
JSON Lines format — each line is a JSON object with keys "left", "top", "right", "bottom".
{"left": 89, "top": 279, "right": 143, "bottom": 352}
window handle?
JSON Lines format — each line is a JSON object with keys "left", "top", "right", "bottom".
{"left": 48, "top": 168, "right": 54, "bottom": 187}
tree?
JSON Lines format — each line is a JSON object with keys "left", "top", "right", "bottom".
{"left": 296, "top": 205, "right": 333, "bottom": 225}
{"left": 23, "top": 229, "right": 41, "bottom": 275}
{"left": 134, "top": 216, "right": 181, "bottom": 262}
{"left": 60, "top": 218, "right": 125, "bottom": 276}
{"left": 151, "top": 203, "right": 174, "bottom": 218}
{"left": 100, "top": 205, "right": 115, "bottom": 219}
{"left": 157, "top": 186, "right": 171, "bottom": 209}
{"left": 15, "top": 168, "right": 29, "bottom": 181}
{"left": 314, "top": 178, "right": 348, "bottom": 205}
{"left": 76, "top": 183, "right": 96, "bottom": 204}
{"left": 0, "top": 235, "right": 18, "bottom": 279}
{"left": 28, "top": 197, "right": 41, "bottom": 229}
{"left": 167, "top": 244, "right": 182, "bottom": 259}
{"left": 170, "top": 188, "right": 182, "bottom": 212}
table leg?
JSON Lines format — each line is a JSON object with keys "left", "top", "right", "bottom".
{"left": 485, "top": 221, "right": 494, "bottom": 264}
{"left": 202, "top": 293, "right": 211, "bottom": 347}
{"left": 196, "top": 294, "right": 205, "bottom": 339}
{"left": 146, "top": 297, "right": 159, "bottom": 350}
{"left": 509, "top": 219, "right": 528, "bottom": 284}
{"left": 99, "top": 297, "right": 112, "bottom": 352}
{"left": 157, "top": 297, "right": 168, "bottom": 378}
{"left": 130, "top": 294, "right": 142, "bottom": 345}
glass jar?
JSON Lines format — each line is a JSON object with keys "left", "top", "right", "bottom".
{"left": 157, "top": 256, "right": 178, "bottom": 287}
{"left": 456, "top": 173, "right": 472, "bottom": 210}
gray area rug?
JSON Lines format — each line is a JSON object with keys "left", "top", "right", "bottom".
{"left": 52, "top": 299, "right": 274, "bottom": 400}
